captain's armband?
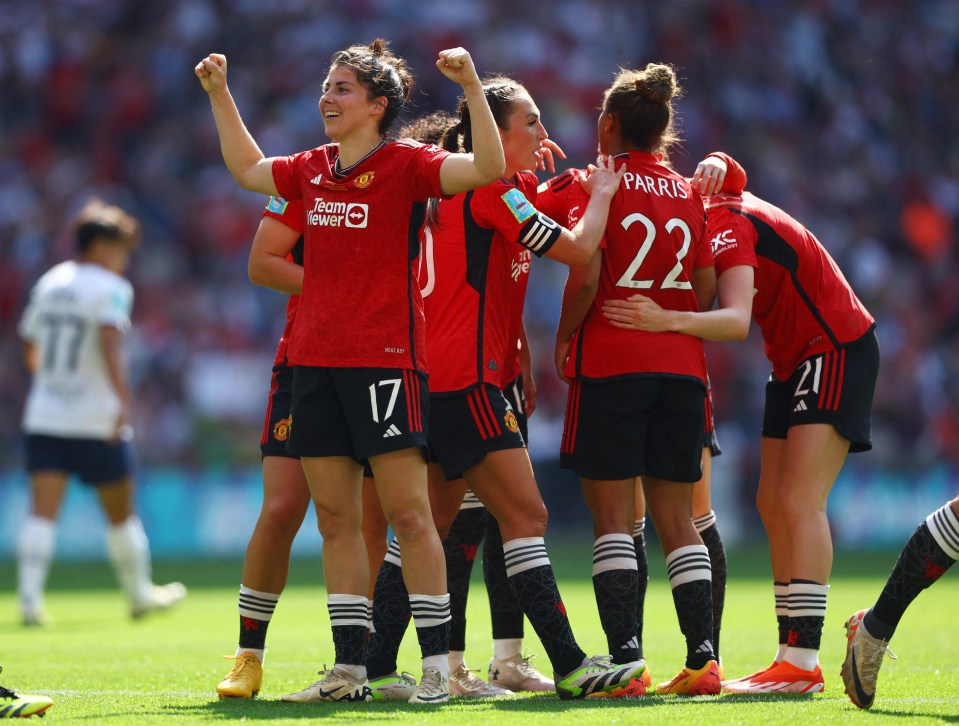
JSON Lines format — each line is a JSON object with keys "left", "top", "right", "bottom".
{"left": 517, "top": 212, "right": 562, "bottom": 256}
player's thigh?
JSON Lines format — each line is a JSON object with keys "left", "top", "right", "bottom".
{"left": 463, "top": 447, "right": 547, "bottom": 538}
{"left": 781, "top": 423, "right": 850, "bottom": 510}
{"left": 581, "top": 477, "right": 635, "bottom": 535}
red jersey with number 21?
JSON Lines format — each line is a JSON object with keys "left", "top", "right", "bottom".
{"left": 272, "top": 140, "right": 449, "bottom": 372}
{"left": 566, "top": 151, "right": 710, "bottom": 383}
{"left": 706, "top": 190, "right": 874, "bottom": 380}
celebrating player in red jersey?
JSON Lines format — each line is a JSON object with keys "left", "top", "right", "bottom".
{"left": 197, "top": 39, "right": 506, "bottom": 705}
{"left": 216, "top": 196, "right": 389, "bottom": 699}
{"left": 543, "top": 152, "right": 741, "bottom": 689}
{"left": 366, "top": 77, "right": 647, "bottom": 701}
{"left": 602, "top": 161, "right": 879, "bottom": 694}
{"left": 556, "top": 63, "right": 723, "bottom": 696}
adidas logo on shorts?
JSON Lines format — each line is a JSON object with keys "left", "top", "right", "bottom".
{"left": 382, "top": 424, "right": 402, "bottom": 438}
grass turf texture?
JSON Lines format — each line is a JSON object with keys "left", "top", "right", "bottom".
{"left": 0, "top": 544, "right": 956, "bottom": 724}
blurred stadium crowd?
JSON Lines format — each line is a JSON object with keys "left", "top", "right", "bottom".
{"left": 1, "top": 0, "right": 957, "bottom": 497}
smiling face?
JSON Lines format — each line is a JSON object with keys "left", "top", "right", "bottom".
{"left": 318, "top": 65, "right": 386, "bottom": 142}
{"left": 498, "top": 92, "right": 548, "bottom": 176}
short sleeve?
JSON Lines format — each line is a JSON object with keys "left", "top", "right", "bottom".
{"left": 272, "top": 152, "right": 308, "bottom": 201}
{"left": 99, "top": 280, "right": 133, "bottom": 333}
{"left": 708, "top": 207, "right": 759, "bottom": 276}
{"left": 263, "top": 196, "right": 304, "bottom": 233}
{"left": 405, "top": 143, "right": 451, "bottom": 201}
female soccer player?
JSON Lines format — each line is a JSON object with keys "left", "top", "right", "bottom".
{"left": 196, "top": 39, "right": 505, "bottom": 705}
{"left": 365, "top": 76, "right": 647, "bottom": 701}
{"left": 17, "top": 199, "right": 186, "bottom": 628}
{"left": 555, "top": 63, "right": 723, "bottom": 696}
{"left": 601, "top": 160, "right": 879, "bottom": 694}
{"left": 542, "top": 153, "right": 738, "bottom": 688}
{"left": 215, "top": 196, "right": 390, "bottom": 699}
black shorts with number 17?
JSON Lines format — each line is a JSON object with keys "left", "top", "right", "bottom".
{"left": 287, "top": 365, "right": 429, "bottom": 463}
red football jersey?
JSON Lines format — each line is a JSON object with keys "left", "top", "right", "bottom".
{"left": 706, "top": 190, "right": 874, "bottom": 380}
{"left": 565, "top": 151, "right": 710, "bottom": 382}
{"left": 421, "top": 172, "right": 550, "bottom": 393}
{"left": 272, "top": 140, "right": 450, "bottom": 371}
{"left": 261, "top": 196, "right": 304, "bottom": 367}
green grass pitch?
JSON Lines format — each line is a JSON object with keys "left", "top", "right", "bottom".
{"left": 0, "top": 544, "right": 956, "bottom": 724}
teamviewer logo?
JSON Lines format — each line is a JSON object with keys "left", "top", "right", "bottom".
{"left": 345, "top": 203, "right": 369, "bottom": 228}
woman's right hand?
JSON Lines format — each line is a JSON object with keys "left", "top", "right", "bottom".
{"left": 195, "top": 53, "right": 228, "bottom": 94}
{"left": 436, "top": 47, "right": 480, "bottom": 89}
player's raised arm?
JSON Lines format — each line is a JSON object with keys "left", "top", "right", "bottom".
{"left": 195, "top": 53, "right": 278, "bottom": 195}
{"left": 435, "top": 48, "right": 505, "bottom": 195}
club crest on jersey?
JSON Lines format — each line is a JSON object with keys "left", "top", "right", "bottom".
{"left": 504, "top": 410, "right": 519, "bottom": 434}
{"left": 354, "top": 171, "right": 375, "bottom": 189}
{"left": 501, "top": 188, "right": 536, "bottom": 223}
{"left": 273, "top": 416, "right": 291, "bottom": 441}
{"left": 266, "top": 196, "right": 289, "bottom": 214}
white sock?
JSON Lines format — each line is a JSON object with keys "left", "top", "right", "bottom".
{"left": 107, "top": 515, "right": 153, "bottom": 604}
{"left": 783, "top": 646, "right": 819, "bottom": 672}
{"left": 448, "top": 650, "right": 466, "bottom": 670}
{"left": 493, "top": 638, "right": 523, "bottom": 660}
{"left": 17, "top": 516, "right": 56, "bottom": 615}
{"left": 422, "top": 654, "right": 449, "bottom": 677}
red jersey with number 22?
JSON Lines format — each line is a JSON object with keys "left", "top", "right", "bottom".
{"left": 272, "top": 140, "right": 449, "bottom": 371}
{"left": 565, "top": 151, "right": 710, "bottom": 383}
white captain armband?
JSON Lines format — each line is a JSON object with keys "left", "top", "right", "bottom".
{"left": 517, "top": 212, "right": 562, "bottom": 256}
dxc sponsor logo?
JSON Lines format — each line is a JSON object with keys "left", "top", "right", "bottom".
{"left": 711, "top": 228, "right": 736, "bottom": 253}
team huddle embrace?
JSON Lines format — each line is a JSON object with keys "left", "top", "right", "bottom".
{"left": 190, "top": 36, "right": 892, "bottom": 706}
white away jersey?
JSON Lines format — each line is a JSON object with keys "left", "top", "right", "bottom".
{"left": 19, "top": 261, "right": 133, "bottom": 438}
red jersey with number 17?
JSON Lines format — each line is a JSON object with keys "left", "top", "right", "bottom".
{"left": 261, "top": 196, "right": 305, "bottom": 367}
{"left": 272, "top": 140, "right": 450, "bottom": 371}
{"left": 565, "top": 151, "right": 710, "bottom": 383}
{"left": 706, "top": 190, "right": 874, "bottom": 380}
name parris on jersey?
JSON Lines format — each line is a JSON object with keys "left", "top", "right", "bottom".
{"left": 621, "top": 172, "right": 689, "bottom": 199}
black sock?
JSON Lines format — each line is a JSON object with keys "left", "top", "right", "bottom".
{"left": 411, "top": 594, "right": 451, "bottom": 658}
{"left": 328, "top": 594, "right": 370, "bottom": 667}
{"left": 237, "top": 586, "right": 279, "bottom": 651}
{"left": 483, "top": 516, "right": 525, "bottom": 639}
{"left": 786, "top": 580, "right": 827, "bottom": 652}
{"left": 592, "top": 534, "right": 639, "bottom": 663}
{"left": 632, "top": 519, "right": 648, "bottom": 659}
{"left": 503, "top": 537, "right": 585, "bottom": 676}
{"left": 443, "top": 504, "right": 487, "bottom": 651}
{"left": 665, "top": 545, "right": 714, "bottom": 670}
{"left": 868, "top": 508, "right": 959, "bottom": 639}
{"left": 366, "top": 541, "right": 410, "bottom": 678}
{"left": 694, "top": 514, "right": 727, "bottom": 659}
